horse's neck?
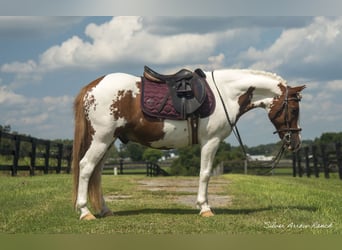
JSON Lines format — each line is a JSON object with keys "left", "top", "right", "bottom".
{"left": 212, "top": 69, "right": 285, "bottom": 118}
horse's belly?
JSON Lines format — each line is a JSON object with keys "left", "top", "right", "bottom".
{"left": 149, "top": 120, "right": 190, "bottom": 149}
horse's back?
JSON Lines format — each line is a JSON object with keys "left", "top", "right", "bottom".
{"left": 96, "top": 73, "right": 140, "bottom": 92}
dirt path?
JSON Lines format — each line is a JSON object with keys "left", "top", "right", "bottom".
{"left": 137, "top": 176, "right": 232, "bottom": 208}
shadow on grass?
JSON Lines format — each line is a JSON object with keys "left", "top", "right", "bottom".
{"left": 113, "top": 205, "right": 317, "bottom": 216}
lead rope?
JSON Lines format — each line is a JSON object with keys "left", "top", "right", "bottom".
{"left": 211, "top": 71, "right": 285, "bottom": 175}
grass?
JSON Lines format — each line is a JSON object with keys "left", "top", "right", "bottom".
{"left": 0, "top": 173, "right": 341, "bottom": 234}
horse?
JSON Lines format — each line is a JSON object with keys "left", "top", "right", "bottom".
{"left": 72, "top": 67, "right": 305, "bottom": 220}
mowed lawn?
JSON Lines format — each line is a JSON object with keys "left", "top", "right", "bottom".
{"left": 0, "top": 173, "right": 341, "bottom": 234}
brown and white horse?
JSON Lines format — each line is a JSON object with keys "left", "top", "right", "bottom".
{"left": 72, "top": 68, "right": 305, "bottom": 220}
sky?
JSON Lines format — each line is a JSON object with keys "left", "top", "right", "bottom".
{"left": 1, "top": 16, "right": 342, "bottom": 147}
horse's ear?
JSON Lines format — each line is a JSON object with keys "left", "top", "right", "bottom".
{"left": 293, "top": 85, "right": 306, "bottom": 92}
{"left": 289, "top": 85, "right": 305, "bottom": 100}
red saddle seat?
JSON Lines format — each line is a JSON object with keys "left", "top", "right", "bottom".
{"left": 141, "top": 66, "right": 215, "bottom": 120}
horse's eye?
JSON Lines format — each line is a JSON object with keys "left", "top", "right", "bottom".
{"left": 291, "top": 109, "right": 298, "bottom": 116}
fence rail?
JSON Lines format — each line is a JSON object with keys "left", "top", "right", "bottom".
{"left": 0, "top": 131, "right": 72, "bottom": 176}
{"left": 292, "top": 142, "right": 342, "bottom": 179}
{"left": 219, "top": 142, "right": 342, "bottom": 180}
{"left": 103, "top": 160, "right": 169, "bottom": 176}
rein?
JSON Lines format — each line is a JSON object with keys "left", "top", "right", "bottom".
{"left": 211, "top": 71, "right": 247, "bottom": 158}
{"left": 211, "top": 71, "right": 288, "bottom": 174}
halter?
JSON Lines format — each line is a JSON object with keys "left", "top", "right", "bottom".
{"left": 270, "top": 86, "right": 302, "bottom": 145}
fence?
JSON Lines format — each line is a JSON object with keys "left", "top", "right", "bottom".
{"left": 219, "top": 142, "right": 342, "bottom": 180}
{"left": 292, "top": 142, "right": 342, "bottom": 179}
{"left": 217, "top": 159, "right": 293, "bottom": 176}
{"left": 103, "top": 159, "right": 169, "bottom": 176}
{"left": 0, "top": 131, "right": 72, "bottom": 176}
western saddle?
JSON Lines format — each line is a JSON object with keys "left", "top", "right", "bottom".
{"left": 143, "top": 65, "right": 207, "bottom": 120}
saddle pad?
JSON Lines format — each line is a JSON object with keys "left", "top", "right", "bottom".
{"left": 141, "top": 77, "right": 216, "bottom": 120}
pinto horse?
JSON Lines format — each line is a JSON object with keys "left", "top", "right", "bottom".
{"left": 72, "top": 68, "right": 305, "bottom": 220}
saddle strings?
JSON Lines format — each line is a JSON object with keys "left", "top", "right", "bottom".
{"left": 211, "top": 71, "right": 285, "bottom": 175}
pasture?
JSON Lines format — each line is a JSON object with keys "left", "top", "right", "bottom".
{"left": 0, "top": 174, "right": 341, "bottom": 234}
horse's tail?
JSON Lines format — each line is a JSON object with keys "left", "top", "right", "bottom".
{"left": 72, "top": 77, "right": 104, "bottom": 212}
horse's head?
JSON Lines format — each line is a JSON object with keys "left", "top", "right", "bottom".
{"left": 269, "top": 84, "right": 306, "bottom": 152}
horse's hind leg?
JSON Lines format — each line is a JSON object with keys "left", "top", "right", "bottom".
{"left": 93, "top": 144, "right": 115, "bottom": 218}
{"left": 76, "top": 137, "right": 114, "bottom": 220}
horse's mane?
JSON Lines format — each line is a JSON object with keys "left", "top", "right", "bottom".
{"left": 240, "top": 69, "right": 287, "bottom": 85}
{"left": 215, "top": 68, "right": 287, "bottom": 86}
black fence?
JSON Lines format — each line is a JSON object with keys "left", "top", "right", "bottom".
{"left": 0, "top": 131, "right": 72, "bottom": 176}
{"left": 292, "top": 142, "right": 342, "bottom": 179}
{"left": 103, "top": 160, "right": 169, "bottom": 177}
{"left": 219, "top": 143, "right": 342, "bottom": 180}
{"left": 218, "top": 159, "right": 293, "bottom": 176}
{"left": 3, "top": 128, "right": 339, "bottom": 180}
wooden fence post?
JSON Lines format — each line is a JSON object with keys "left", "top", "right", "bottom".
{"left": 336, "top": 142, "right": 342, "bottom": 180}
{"left": 30, "top": 138, "right": 37, "bottom": 176}
{"left": 305, "top": 147, "right": 311, "bottom": 177}
{"left": 297, "top": 149, "right": 303, "bottom": 177}
{"left": 119, "top": 159, "right": 123, "bottom": 174}
{"left": 320, "top": 144, "right": 330, "bottom": 179}
{"left": 146, "top": 162, "right": 149, "bottom": 176}
{"left": 66, "top": 146, "right": 72, "bottom": 174}
{"left": 57, "top": 143, "right": 63, "bottom": 174}
{"left": 12, "top": 135, "right": 21, "bottom": 176}
{"left": 312, "top": 145, "right": 319, "bottom": 178}
{"left": 153, "top": 163, "right": 157, "bottom": 176}
{"left": 44, "top": 141, "right": 50, "bottom": 174}
{"left": 292, "top": 152, "right": 297, "bottom": 177}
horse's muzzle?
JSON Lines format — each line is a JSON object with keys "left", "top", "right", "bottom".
{"left": 285, "top": 132, "right": 302, "bottom": 152}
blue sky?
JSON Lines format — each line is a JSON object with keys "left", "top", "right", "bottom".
{"left": 1, "top": 16, "right": 342, "bottom": 146}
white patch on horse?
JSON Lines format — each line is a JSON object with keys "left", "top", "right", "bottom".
{"left": 150, "top": 120, "right": 189, "bottom": 148}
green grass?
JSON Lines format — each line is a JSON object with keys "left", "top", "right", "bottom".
{"left": 0, "top": 174, "right": 341, "bottom": 234}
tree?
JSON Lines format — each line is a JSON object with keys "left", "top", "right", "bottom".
{"left": 170, "top": 145, "right": 201, "bottom": 176}
{"left": 142, "top": 148, "right": 163, "bottom": 163}
{"left": 118, "top": 142, "right": 146, "bottom": 161}
{"left": 315, "top": 132, "right": 342, "bottom": 144}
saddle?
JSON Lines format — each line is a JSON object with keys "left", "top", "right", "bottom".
{"left": 142, "top": 66, "right": 207, "bottom": 120}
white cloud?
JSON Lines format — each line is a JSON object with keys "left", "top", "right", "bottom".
{"left": 0, "top": 86, "right": 73, "bottom": 139}
{"left": 39, "top": 16, "right": 221, "bottom": 69}
{"left": 1, "top": 60, "right": 37, "bottom": 74}
{"left": 239, "top": 17, "right": 342, "bottom": 80}
{"left": 326, "top": 80, "right": 342, "bottom": 91}
{"left": 2, "top": 17, "right": 312, "bottom": 79}
{"left": 0, "top": 85, "right": 26, "bottom": 105}
{"left": 2, "top": 16, "right": 256, "bottom": 77}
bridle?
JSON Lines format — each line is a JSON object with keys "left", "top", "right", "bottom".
{"left": 270, "top": 86, "right": 302, "bottom": 145}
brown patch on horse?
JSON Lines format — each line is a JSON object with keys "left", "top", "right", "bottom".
{"left": 72, "top": 75, "right": 105, "bottom": 209}
{"left": 269, "top": 83, "right": 305, "bottom": 149}
{"left": 111, "top": 81, "right": 166, "bottom": 147}
{"left": 269, "top": 83, "right": 304, "bottom": 122}
{"left": 237, "top": 86, "right": 255, "bottom": 119}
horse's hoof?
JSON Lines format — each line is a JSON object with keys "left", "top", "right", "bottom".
{"left": 200, "top": 210, "right": 215, "bottom": 217}
{"left": 80, "top": 213, "right": 97, "bottom": 221}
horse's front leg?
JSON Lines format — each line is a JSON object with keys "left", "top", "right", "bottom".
{"left": 197, "top": 138, "right": 220, "bottom": 217}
